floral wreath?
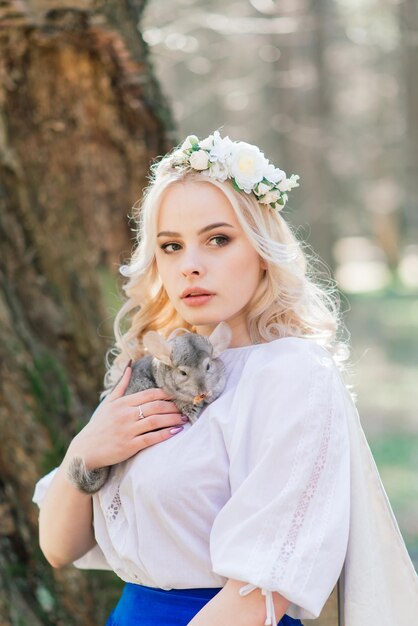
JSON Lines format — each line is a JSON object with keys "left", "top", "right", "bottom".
{"left": 158, "top": 130, "right": 300, "bottom": 212}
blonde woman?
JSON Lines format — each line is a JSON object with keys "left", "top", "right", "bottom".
{"left": 33, "top": 130, "right": 418, "bottom": 626}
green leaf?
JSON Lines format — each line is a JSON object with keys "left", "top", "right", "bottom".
{"left": 232, "top": 178, "right": 243, "bottom": 192}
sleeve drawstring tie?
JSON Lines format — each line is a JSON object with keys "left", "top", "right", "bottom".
{"left": 239, "top": 583, "right": 277, "bottom": 626}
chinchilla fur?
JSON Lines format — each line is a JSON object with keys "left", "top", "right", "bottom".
{"left": 67, "top": 321, "right": 232, "bottom": 494}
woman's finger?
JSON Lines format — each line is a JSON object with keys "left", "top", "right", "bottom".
{"left": 105, "top": 360, "right": 133, "bottom": 402}
{"left": 121, "top": 386, "right": 174, "bottom": 406}
{"left": 133, "top": 400, "right": 180, "bottom": 418}
{"left": 130, "top": 424, "right": 184, "bottom": 454}
{"left": 130, "top": 406, "right": 186, "bottom": 430}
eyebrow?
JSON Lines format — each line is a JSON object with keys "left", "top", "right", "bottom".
{"left": 157, "top": 222, "right": 235, "bottom": 238}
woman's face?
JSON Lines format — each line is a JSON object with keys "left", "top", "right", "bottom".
{"left": 155, "top": 179, "right": 266, "bottom": 346}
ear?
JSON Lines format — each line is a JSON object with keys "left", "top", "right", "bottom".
{"left": 143, "top": 331, "right": 173, "bottom": 366}
{"left": 207, "top": 321, "right": 233, "bottom": 357}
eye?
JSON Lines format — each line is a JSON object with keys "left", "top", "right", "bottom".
{"left": 160, "top": 242, "right": 181, "bottom": 253}
{"left": 206, "top": 363, "right": 211, "bottom": 371}
{"left": 178, "top": 368, "right": 188, "bottom": 376}
{"left": 209, "top": 235, "right": 230, "bottom": 247}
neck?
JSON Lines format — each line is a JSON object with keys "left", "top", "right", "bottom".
{"left": 193, "top": 322, "right": 252, "bottom": 349}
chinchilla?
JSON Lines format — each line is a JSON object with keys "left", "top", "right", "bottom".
{"left": 67, "top": 321, "right": 232, "bottom": 494}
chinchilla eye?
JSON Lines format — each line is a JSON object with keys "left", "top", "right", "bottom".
{"left": 178, "top": 368, "right": 188, "bottom": 376}
{"left": 206, "top": 363, "right": 211, "bottom": 371}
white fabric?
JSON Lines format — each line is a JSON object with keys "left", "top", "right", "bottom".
{"left": 32, "top": 337, "right": 418, "bottom": 625}
{"left": 239, "top": 583, "right": 279, "bottom": 626}
{"left": 338, "top": 365, "right": 418, "bottom": 624}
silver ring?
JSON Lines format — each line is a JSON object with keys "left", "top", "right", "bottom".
{"left": 137, "top": 404, "right": 145, "bottom": 420}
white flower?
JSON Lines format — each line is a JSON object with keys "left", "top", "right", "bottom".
{"left": 254, "top": 181, "right": 272, "bottom": 196}
{"left": 209, "top": 130, "right": 234, "bottom": 164}
{"left": 199, "top": 134, "right": 215, "bottom": 150}
{"left": 181, "top": 135, "right": 199, "bottom": 151}
{"left": 259, "top": 189, "right": 282, "bottom": 204}
{"left": 277, "top": 174, "right": 300, "bottom": 192}
{"left": 228, "top": 142, "right": 269, "bottom": 193}
{"left": 264, "top": 163, "right": 286, "bottom": 184}
{"left": 172, "top": 149, "right": 188, "bottom": 165}
{"left": 288, "top": 174, "right": 300, "bottom": 188}
{"left": 189, "top": 150, "right": 210, "bottom": 170}
{"left": 206, "top": 160, "right": 229, "bottom": 181}
{"left": 173, "top": 131, "right": 300, "bottom": 207}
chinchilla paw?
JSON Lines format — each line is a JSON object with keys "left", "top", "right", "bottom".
{"left": 67, "top": 456, "right": 109, "bottom": 494}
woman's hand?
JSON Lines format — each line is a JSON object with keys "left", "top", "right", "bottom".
{"left": 68, "top": 362, "right": 187, "bottom": 470}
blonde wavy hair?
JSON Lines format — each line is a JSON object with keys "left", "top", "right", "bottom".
{"left": 99, "top": 151, "right": 353, "bottom": 402}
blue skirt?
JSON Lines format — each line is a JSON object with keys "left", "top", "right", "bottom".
{"left": 105, "top": 582, "right": 303, "bottom": 626}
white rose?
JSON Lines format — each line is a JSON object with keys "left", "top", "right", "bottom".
{"left": 181, "top": 135, "right": 199, "bottom": 151}
{"left": 172, "top": 149, "right": 188, "bottom": 165}
{"left": 189, "top": 150, "right": 210, "bottom": 170}
{"left": 264, "top": 163, "right": 286, "bottom": 184}
{"left": 259, "top": 190, "right": 281, "bottom": 204}
{"left": 206, "top": 160, "right": 229, "bottom": 181}
{"left": 199, "top": 134, "right": 215, "bottom": 150}
{"left": 209, "top": 130, "right": 234, "bottom": 164}
{"left": 255, "top": 181, "right": 272, "bottom": 196}
{"left": 228, "top": 142, "right": 269, "bottom": 193}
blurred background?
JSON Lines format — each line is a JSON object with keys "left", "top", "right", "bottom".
{"left": 0, "top": 0, "right": 416, "bottom": 624}
{"left": 141, "top": 0, "right": 418, "bottom": 563}
{"left": 141, "top": 0, "right": 418, "bottom": 555}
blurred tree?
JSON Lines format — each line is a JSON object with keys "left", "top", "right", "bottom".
{"left": 398, "top": 0, "right": 418, "bottom": 245}
{"left": 142, "top": 0, "right": 418, "bottom": 281}
{"left": 278, "top": 0, "right": 338, "bottom": 269}
{"left": 0, "top": 1, "right": 174, "bottom": 624}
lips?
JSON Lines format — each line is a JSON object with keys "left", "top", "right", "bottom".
{"left": 181, "top": 287, "right": 215, "bottom": 298}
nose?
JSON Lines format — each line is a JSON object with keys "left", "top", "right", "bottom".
{"left": 181, "top": 249, "right": 206, "bottom": 278}
{"left": 193, "top": 392, "right": 208, "bottom": 405}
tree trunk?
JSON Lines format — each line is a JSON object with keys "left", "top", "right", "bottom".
{"left": 276, "top": 2, "right": 338, "bottom": 274}
{"left": 398, "top": 0, "right": 418, "bottom": 244}
{"left": 0, "top": 2, "right": 174, "bottom": 623}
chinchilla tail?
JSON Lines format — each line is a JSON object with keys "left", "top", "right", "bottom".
{"left": 67, "top": 456, "right": 110, "bottom": 494}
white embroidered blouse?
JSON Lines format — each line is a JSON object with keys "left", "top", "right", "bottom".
{"left": 33, "top": 337, "right": 352, "bottom": 624}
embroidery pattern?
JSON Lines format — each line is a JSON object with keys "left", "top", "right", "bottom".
{"left": 270, "top": 405, "right": 332, "bottom": 583}
{"left": 243, "top": 350, "right": 337, "bottom": 595}
{"left": 105, "top": 489, "right": 122, "bottom": 522}
{"left": 100, "top": 463, "right": 125, "bottom": 525}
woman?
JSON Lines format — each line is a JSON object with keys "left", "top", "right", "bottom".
{"left": 33, "top": 130, "right": 418, "bottom": 626}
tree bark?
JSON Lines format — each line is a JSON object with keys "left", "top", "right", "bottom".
{"left": 0, "top": 2, "right": 174, "bottom": 623}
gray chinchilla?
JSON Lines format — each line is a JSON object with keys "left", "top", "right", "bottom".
{"left": 67, "top": 321, "right": 232, "bottom": 494}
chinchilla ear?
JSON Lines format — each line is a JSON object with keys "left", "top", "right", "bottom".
{"left": 143, "top": 331, "right": 173, "bottom": 366}
{"left": 207, "top": 321, "right": 233, "bottom": 357}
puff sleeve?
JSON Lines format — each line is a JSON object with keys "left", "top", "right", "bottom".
{"left": 209, "top": 340, "right": 350, "bottom": 622}
{"left": 32, "top": 467, "right": 112, "bottom": 571}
